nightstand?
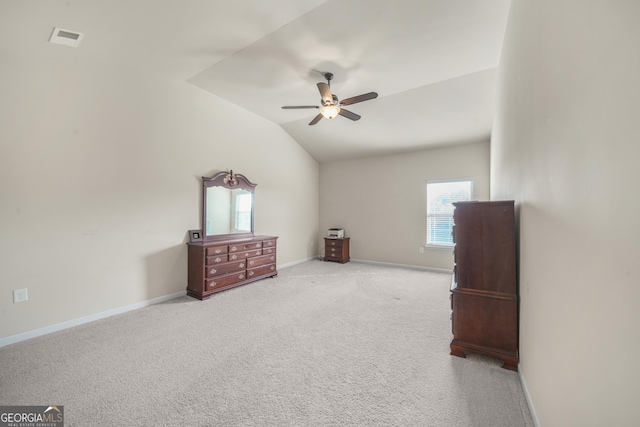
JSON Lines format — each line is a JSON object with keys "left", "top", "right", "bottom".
{"left": 323, "top": 237, "right": 350, "bottom": 263}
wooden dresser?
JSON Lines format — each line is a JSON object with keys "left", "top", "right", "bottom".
{"left": 187, "top": 235, "right": 277, "bottom": 300}
{"left": 450, "top": 201, "right": 518, "bottom": 371}
{"left": 323, "top": 237, "right": 350, "bottom": 263}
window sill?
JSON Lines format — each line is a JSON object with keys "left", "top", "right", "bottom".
{"left": 426, "top": 244, "right": 454, "bottom": 250}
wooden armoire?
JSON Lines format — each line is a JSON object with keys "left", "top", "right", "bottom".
{"left": 449, "top": 200, "right": 518, "bottom": 371}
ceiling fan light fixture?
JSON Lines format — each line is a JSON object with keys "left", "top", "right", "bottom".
{"left": 282, "top": 72, "right": 377, "bottom": 125}
{"left": 320, "top": 105, "right": 341, "bottom": 119}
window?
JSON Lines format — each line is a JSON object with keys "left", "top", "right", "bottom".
{"left": 426, "top": 180, "right": 473, "bottom": 246}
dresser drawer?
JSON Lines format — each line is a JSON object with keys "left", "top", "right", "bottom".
{"left": 247, "top": 253, "right": 277, "bottom": 268}
{"left": 206, "top": 260, "right": 246, "bottom": 278}
{"left": 229, "top": 242, "right": 262, "bottom": 252}
{"left": 263, "top": 246, "right": 276, "bottom": 255}
{"left": 206, "top": 254, "right": 228, "bottom": 264}
{"left": 262, "top": 239, "right": 277, "bottom": 248}
{"left": 247, "top": 263, "right": 277, "bottom": 279}
{"left": 228, "top": 249, "right": 262, "bottom": 261}
{"left": 206, "top": 271, "right": 247, "bottom": 291}
{"left": 206, "top": 245, "right": 228, "bottom": 256}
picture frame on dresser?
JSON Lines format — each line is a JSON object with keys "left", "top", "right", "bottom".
{"left": 188, "top": 230, "right": 202, "bottom": 242}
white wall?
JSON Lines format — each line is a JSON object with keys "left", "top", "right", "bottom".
{"left": 320, "top": 142, "right": 490, "bottom": 271}
{"left": 491, "top": 1, "right": 640, "bottom": 425}
{"left": 0, "top": 52, "right": 319, "bottom": 339}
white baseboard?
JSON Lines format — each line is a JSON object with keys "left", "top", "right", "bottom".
{"left": 350, "top": 258, "right": 453, "bottom": 274}
{"left": 281, "top": 256, "right": 452, "bottom": 274}
{"left": 0, "top": 290, "right": 186, "bottom": 348}
{"left": 519, "top": 366, "right": 541, "bottom": 427}
{"left": 278, "top": 256, "right": 318, "bottom": 269}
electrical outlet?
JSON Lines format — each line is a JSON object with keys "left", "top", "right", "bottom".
{"left": 13, "top": 288, "right": 28, "bottom": 303}
{"left": 419, "top": 246, "right": 424, "bottom": 253}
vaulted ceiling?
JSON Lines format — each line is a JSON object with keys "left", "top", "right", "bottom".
{"left": 1, "top": 0, "right": 511, "bottom": 163}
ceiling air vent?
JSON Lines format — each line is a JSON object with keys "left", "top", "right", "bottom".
{"left": 49, "top": 27, "right": 84, "bottom": 47}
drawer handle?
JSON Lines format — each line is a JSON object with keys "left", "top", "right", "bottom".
{"left": 211, "top": 281, "right": 216, "bottom": 287}
{"left": 270, "top": 266, "right": 275, "bottom": 271}
{"left": 249, "top": 260, "right": 254, "bottom": 266}
{"left": 331, "top": 242, "right": 336, "bottom": 246}
{"left": 331, "top": 248, "right": 336, "bottom": 252}
{"left": 214, "top": 257, "right": 221, "bottom": 263}
{"left": 231, "top": 254, "right": 238, "bottom": 260}
{"left": 270, "top": 256, "right": 275, "bottom": 261}
{"left": 215, "top": 249, "right": 222, "bottom": 254}
{"left": 231, "top": 246, "right": 237, "bottom": 251}
{"left": 210, "top": 268, "right": 217, "bottom": 275}
{"left": 249, "top": 271, "right": 254, "bottom": 276}
{"left": 239, "top": 274, "right": 245, "bottom": 279}
{"left": 240, "top": 263, "right": 245, "bottom": 268}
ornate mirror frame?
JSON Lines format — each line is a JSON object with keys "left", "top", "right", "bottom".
{"left": 202, "top": 170, "right": 256, "bottom": 242}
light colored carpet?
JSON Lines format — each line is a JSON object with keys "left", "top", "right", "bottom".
{"left": 0, "top": 260, "right": 534, "bottom": 426}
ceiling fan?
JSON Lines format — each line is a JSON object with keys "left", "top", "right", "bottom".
{"left": 282, "top": 72, "right": 378, "bottom": 125}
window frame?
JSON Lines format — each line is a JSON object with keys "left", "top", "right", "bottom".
{"left": 425, "top": 179, "right": 474, "bottom": 248}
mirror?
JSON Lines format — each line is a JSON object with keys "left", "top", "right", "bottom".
{"left": 202, "top": 170, "right": 256, "bottom": 241}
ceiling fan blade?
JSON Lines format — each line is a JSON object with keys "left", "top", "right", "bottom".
{"left": 309, "top": 114, "right": 323, "bottom": 126}
{"left": 282, "top": 106, "right": 319, "bottom": 109}
{"left": 338, "top": 109, "right": 361, "bottom": 121}
{"left": 340, "top": 92, "right": 378, "bottom": 106}
{"left": 317, "top": 82, "right": 333, "bottom": 105}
